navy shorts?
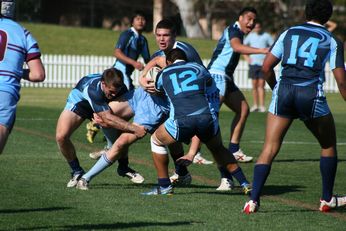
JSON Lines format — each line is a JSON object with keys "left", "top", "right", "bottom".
{"left": 164, "top": 114, "right": 219, "bottom": 144}
{"left": 248, "top": 65, "right": 264, "bottom": 80}
{"left": 269, "top": 83, "right": 330, "bottom": 121}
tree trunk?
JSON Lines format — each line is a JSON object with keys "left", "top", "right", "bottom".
{"left": 171, "top": 0, "right": 205, "bottom": 38}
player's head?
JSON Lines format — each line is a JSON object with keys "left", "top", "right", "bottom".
{"left": 0, "top": 0, "right": 15, "bottom": 19}
{"left": 155, "top": 19, "right": 177, "bottom": 52}
{"left": 131, "top": 10, "right": 146, "bottom": 32}
{"left": 166, "top": 48, "right": 187, "bottom": 65}
{"left": 101, "top": 68, "right": 124, "bottom": 100}
{"left": 305, "top": 0, "right": 333, "bottom": 25}
{"left": 238, "top": 7, "right": 257, "bottom": 34}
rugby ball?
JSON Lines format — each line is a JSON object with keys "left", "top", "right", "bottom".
{"left": 145, "top": 66, "right": 161, "bottom": 83}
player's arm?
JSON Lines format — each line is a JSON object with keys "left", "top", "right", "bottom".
{"left": 94, "top": 110, "right": 146, "bottom": 138}
{"left": 23, "top": 58, "right": 45, "bottom": 82}
{"left": 262, "top": 53, "right": 280, "bottom": 90}
{"left": 139, "top": 56, "right": 165, "bottom": 93}
{"left": 114, "top": 48, "right": 144, "bottom": 71}
{"left": 230, "top": 37, "right": 268, "bottom": 55}
{"left": 333, "top": 67, "right": 346, "bottom": 101}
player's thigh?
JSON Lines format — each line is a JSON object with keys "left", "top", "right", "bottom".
{"left": 56, "top": 110, "right": 84, "bottom": 138}
{"left": 223, "top": 90, "right": 248, "bottom": 113}
{"left": 153, "top": 124, "right": 176, "bottom": 146}
{"left": 304, "top": 114, "right": 336, "bottom": 149}
{"left": 0, "top": 124, "right": 10, "bottom": 153}
{"left": 108, "top": 100, "right": 133, "bottom": 120}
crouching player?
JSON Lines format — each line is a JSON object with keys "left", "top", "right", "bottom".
{"left": 142, "top": 48, "right": 251, "bottom": 195}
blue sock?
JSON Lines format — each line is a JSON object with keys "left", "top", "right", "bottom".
{"left": 158, "top": 178, "right": 171, "bottom": 188}
{"left": 229, "top": 143, "right": 239, "bottom": 153}
{"left": 83, "top": 154, "right": 113, "bottom": 182}
{"left": 251, "top": 164, "right": 271, "bottom": 204}
{"left": 230, "top": 167, "right": 248, "bottom": 185}
{"left": 320, "top": 156, "right": 337, "bottom": 201}
{"left": 68, "top": 158, "right": 84, "bottom": 175}
{"left": 118, "top": 157, "right": 129, "bottom": 171}
{"left": 218, "top": 166, "right": 233, "bottom": 180}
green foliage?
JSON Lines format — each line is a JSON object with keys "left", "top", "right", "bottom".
{"left": 0, "top": 88, "right": 345, "bottom": 230}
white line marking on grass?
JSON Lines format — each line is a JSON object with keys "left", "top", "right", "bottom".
{"left": 224, "top": 140, "right": 346, "bottom": 145}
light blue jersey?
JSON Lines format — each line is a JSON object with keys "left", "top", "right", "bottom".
{"left": 114, "top": 27, "right": 150, "bottom": 90}
{"left": 0, "top": 18, "right": 41, "bottom": 101}
{"left": 244, "top": 31, "right": 273, "bottom": 65}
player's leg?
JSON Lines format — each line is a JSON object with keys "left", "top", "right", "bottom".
{"left": 56, "top": 110, "right": 85, "bottom": 187}
{"left": 0, "top": 91, "right": 17, "bottom": 154}
{"left": 257, "top": 78, "right": 266, "bottom": 112}
{"left": 0, "top": 125, "right": 10, "bottom": 154}
{"left": 244, "top": 113, "right": 292, "bottom": 213}
{"left": 169, "top": 141, "right": 192, "bottom": 185}
{"left": 251, "top": 78, "right": 259, "bottom": 112}
{"left": 304, "top": 114, "right": 346, "bottom": 211}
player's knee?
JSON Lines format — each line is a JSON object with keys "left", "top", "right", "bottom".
{"left": 55, "top": 132, "right": 69, "bottom": 145}
{"left": 114, "top": 136, "right": 130, "bottom": 151}
{"left": 150, "top": 135, "right": 168, "bottom": 155}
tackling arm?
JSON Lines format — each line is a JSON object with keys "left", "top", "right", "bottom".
{"left": 262, "top": 53, "right": 280, "bottom": 90}
{"left": 332, "top": 67, "right": 346, "bottom": 101}
{"left": 231, "top": 37, "right": 268, "bottom": 55}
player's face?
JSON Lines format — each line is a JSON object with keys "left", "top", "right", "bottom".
{"left": 238, "top": 12, "right": 257, "bottom": 34}
{"left": 132, "top": 15, "right": 146, "bottom": 31}
{"left": 155, "top": 28, "right": 175, "bottom": 52}
{"left": 102, "top": 82, "right": 119, "bottom": 100}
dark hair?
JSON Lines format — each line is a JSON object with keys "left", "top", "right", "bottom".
{"left": 131, "top": 10, "right": 146, "bottom": 24}
{"left": 305, "top": 0, "right": 332, "bottom": 25}
{"left": 101, "top": 68, "right": 124, "bottom": 88}
{"left": 238, "top": 7, "right": 257, "bottom": 17}
{"left": 155, "top": 19, "right": 177, "bottom": 36}
{"left": 166, "top": 48, "right": 187, "bottom": 64}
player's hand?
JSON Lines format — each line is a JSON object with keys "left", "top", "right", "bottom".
{"left": 139, "top": 75, "right": 157, "bottom": 94}
{"left": 176, "top": 154, "right": 194, "bottom": 167}
{"left": 133, "top": 124, "right": 147, "bottom": 138}
{"left": 261, "top": 47, "right": 270, "bottom": 54}
{"left": 92, "top": 113, "right": 107, "bottom": 127}
{"left": 134, "top": 62, "right": 144, "bottom": 71}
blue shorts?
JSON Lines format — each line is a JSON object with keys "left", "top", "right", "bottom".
{"left": 269, "top": 83, "right": 330, "bottom": 121}
{"left": 64, "top": 89, "right": 94, "bottom": 119}
{"left": 249, "top": 65, "right": 264, "bottom": 80}
{"left": 164, "top": 114, "right": 219, "bottom": 143}
{"left": 125, "top": 87, "right": 169, "bottom": 133}
{"left": 0, "top": 91, "right": 17, "bottom": 130}
{"left": 210, "top": 72, "right": 239, "bottom": 97}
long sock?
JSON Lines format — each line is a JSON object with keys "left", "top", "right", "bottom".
{"left": 102, "top": 127, "right": 119, "bottom": 149}
{"left": 118, "top": 157, "right": 129, "bottom": 171}
{"left": 230, "top": 167, "right": 248, "bottom": 185}
{"left": 83, "top": 154, "right": 113, "bottom": 182}
{"left": 158, "top": 178, "right": 171, "bottom": 188}
{"left": 251, "top": 164, "right": 271, "bottom": 204}
{"left": 229, "top": 143, "right": 239, "bottom": 153}
{"left": 218, "top": 166, "right": 233, "bottom": 180}
{"left": 320, "top": 156, "right": 337, "bottom": 201}
{"left": 68, "top": 158, "right": 84, "bottom": 174}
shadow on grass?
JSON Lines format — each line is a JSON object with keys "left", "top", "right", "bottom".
{"left": 0, "top": 206, "right": 72, "bottom": 214}
{"left": 92, "top": 183, "right": 216, "bottom": 190}
{"left": 17, "top": 221, "right": 194, "bottom": 230}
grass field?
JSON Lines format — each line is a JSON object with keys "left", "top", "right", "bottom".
{"left": 0, "top": 88, "right": 345, "bottom": 230}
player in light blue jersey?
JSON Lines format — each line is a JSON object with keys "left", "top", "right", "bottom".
{"left": 142, "top": 48, "right": 251, "bottom": 195}
{"left": 0, "top": 1, "right": 45, "bottom": 154}
{"left": 243, "top": 0, "right": 346, "bottom": 214}
{"left": 244, "top": 21, "right": 274, "bottom": 112}
{"left": 207, "top": 7, "right": 269, "bottom": 191}
{"left": 56, "top": 68, "right": 146, "bottom": 188}
{"left": 113, "top": 11, "right": 150, "bottom": 90}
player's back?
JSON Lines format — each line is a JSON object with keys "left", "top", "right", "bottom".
{"left": 156, "top": 61, "right": 211, "bottom": 119}
{"left": 0, "top": 18, "right": 38, "bottom": 97}
{"left": 274, "top": 23, "right": 343, "bottom": 85}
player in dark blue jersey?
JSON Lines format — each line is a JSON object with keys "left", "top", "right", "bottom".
{"left": 207, "top": 7, "right": 269, "bottom": 191}
{"left": 56, "top": 68, "right": 146, "bottom": 188}
{"left": 142, "top": 48, "right": 251, "bottom": 195}
{"left": 243, "top": 0, "right": 346, "bottom": 214}
{"left": 0, "top": 1, "right": 45, "bottom": 155}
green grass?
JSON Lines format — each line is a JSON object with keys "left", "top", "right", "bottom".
{"left": 0, "top": 88, "right": 345, "bottom": 230}
{"left": 21, "top": 22, "right": 217, "bottom": 59}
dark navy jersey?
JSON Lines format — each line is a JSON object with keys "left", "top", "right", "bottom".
{"left": 208, "top": 22, "right": 244, "bottom": 76}
{"left": 271, "top": 22, "right": 345, "bottom": 86}
{"left": 114, "top": 28, "right": 150, "bottom": 76}
{"left": 151, "top": 41, "right": 203, "bottom": 65}
{"left": 155, "top": 61, "right": 214, "bottom": 119}
{"left": 72, "top": 74, "right": 127, "bottom": 113}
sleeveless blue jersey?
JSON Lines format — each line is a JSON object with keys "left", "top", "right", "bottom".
{"left": 208, "top": 22, "right": 244, "bottom": 76}
{"left": 0, "top": 18, "right": 41, "bottom": 101}
{"left": 151, "top": 41, "right": 203, "bottom": 65}
{"left": 113, "top": 27, "right": 150, "bottom": 77}
{"left": 270, "top": 22, "right": 344, "bottom": 86}
{"left": 155, "top": 61, "right": 216, "bottom": 119}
